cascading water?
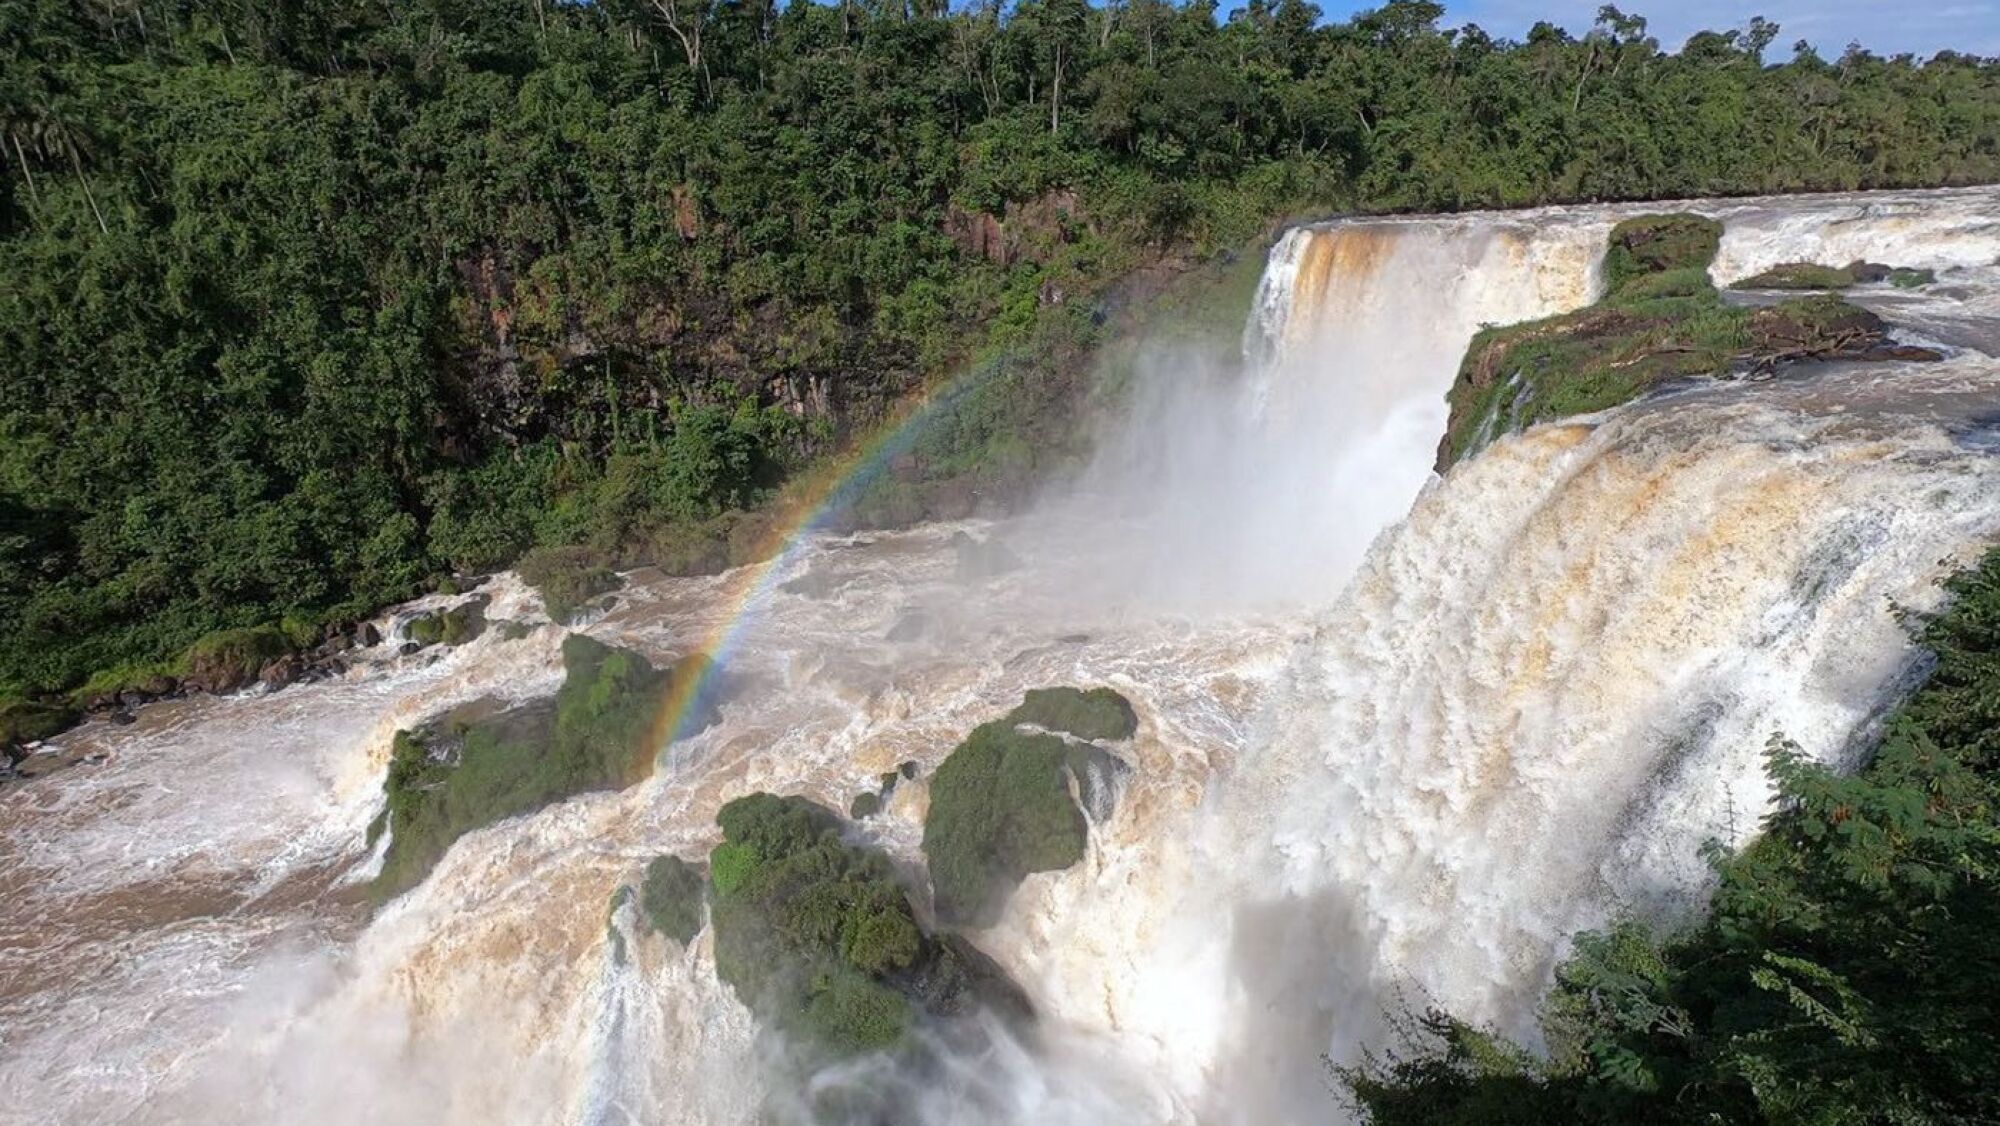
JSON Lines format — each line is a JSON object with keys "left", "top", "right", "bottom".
{"left": 4, "top": 186, "right": 1999, "bottom": 1125}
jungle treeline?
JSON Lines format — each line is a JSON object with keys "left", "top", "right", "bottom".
{"left": 4, "top": 0, "right": 1998, "bottom": 697}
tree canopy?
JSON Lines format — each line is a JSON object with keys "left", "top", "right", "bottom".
{"left": 5, "top": 0, "right": 1999, "bottom": 698}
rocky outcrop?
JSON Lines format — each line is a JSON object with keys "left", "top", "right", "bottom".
{"left": 707, "top": 793, "right": 1032, "bottom": 1080}
{"left": 922, "top": 687, "right": 1136, "bottom": 927}
{"left": 944, "top": 189, "right": 1091, "bottom": 268}
{"left": 1439, "top": 216, "right": 1945, "bottom": 471}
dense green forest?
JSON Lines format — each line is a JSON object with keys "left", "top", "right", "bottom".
{"left": 5, "top": 0, "right": 2000, "bottom": 704}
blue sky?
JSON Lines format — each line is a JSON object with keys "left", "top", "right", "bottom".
{"left": 1317, "top": 1, "right": 2000, "bottom": 59}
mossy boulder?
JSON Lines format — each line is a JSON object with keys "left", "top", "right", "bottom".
{"left": 180, "top": 625, "right": 296, "bottom": 693}
{"left": 1729, "top": 261, "right": 1936, "bottom": 291}
{"left": 923, "top": 688, "right": 1136, "bottom": 927}
{"left": 849, "top": 790, "right": 883, "bottom": 819}
{"left": 1, "top": 697, "right": 78, "bottom": 748}
{"left": 373, "top": 634, "right": 712, "bottom": 898}
{"left": 1603, "top": 213, "right": 1723, "bottom": 295}
{"left": 639, "top": 854, "right": 706, "bottom": 945}
{"left": 518, "top": 545, "right": 623, "bottom": 623}
{"left": 1731, "top": 262, "right": 1858, "bottom": 290}
{"left": 707, "top": 793, "right": 1029, "bottom": 1066}
{"left": 404, "top": 596, "right": 489, "bottom": 649}
{"left": 1010, "top": 686, "right": 1139, "bottom": 742}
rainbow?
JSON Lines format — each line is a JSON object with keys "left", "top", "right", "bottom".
{"left": 644, "top": 354, "right": 1020, "bottom": 759}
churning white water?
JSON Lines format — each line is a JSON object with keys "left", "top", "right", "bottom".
{"left": 4, "top": 186, "right": 1999, "bottom": 1125}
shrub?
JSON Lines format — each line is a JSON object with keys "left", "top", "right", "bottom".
{"left": 373, "top": 635, "right": 707, "bottom": 898}
{"left": 639, "top": 855, "right": 706, "bottom": 944}
{"left": 924, "top": 720, "right": 1088, "bottom": 926}
{"left": 1010, "top": 686, "right": 1139, "bottom": 741}
{"left": 705, "top": 793, "right": 1023, "bottom": 1063}
{"left": 1602, "top": 213, "right": 1723, "bottom": 295}
{"left": 1, "top": 697, "right": 78, "bottom": 747}
{"left": 517, "top": 545, "right": 623, "bottom": 622}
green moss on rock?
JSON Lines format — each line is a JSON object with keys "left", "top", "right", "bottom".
{"left": 707, "top": 793, "right": 1026, "bottom": 1064}
{"left": 849, "top": 790, "right": 883, "bottom": 819}
{"left": 373, "top": 635, "right": 710, "bottom": 898}
{"left": 923, "top": 687, "right": 1137, "bottom": 927}
{"left": 1602, "top": 213, "right": 1723, "bottom": 295}
{"left": 404, "top": 598, "right": 489, "bottom": 649}
{"left": 405, "top": 613, "right": 444, "bottom": 647}
{"left": 180, "top": 625, "right": 296, "bottom": 693}
{"left": 1010, "top": 686, "right": 1139, "bottom": 741}
{"left": 1730, "top": 262, "right": 1857, "bottom": 290}
{"left": 639, "top": 854, "right": 706, "bottom": 944}
{"left": 1440, "top": 221, "right": 1939, "bottom": 471}
{"left": 518, "top": 546, "right": 623, "bottom": 623}
{"left": 1, "top": 697, "right": 78, "bottom": 747}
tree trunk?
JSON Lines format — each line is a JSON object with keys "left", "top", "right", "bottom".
{"left": 1050, "top": 44, "right": 1062, "bottom": 133}
{"left": 63, "top": 131, "right": 107, "bottom": 235}
{"left": 9, "top": 132, "right": 43, "bottom": 213}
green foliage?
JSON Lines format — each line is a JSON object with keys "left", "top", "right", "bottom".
{"left": 925, "top": 722, "right": 1087, "bottom": 926}
{"left": 0, "top": 695, "right": 77, "bottom": 746}
{"left": 1442, "top": 224, "right": 1911, "bottom": 468}
{"left": 374, "top": 635, "right": 698, "bottom": 898}
{"left": 1342, "top": 548, "right": 2000, "bottom": 1124}
{"left": 1889, "top": 267, "right": 1938, "bottom": 289}
{"left": 638, "top": 855, "right": 706, "bottom": 946}
{"left": 1731, "top": 262, "right": 1858, "bottom": 290}
{"left": 924, "top": 687, "right": 1136, "bottom": 926}
{"left": 705, "top": 792, "right": 1017, "bottom": 1063}
{"left": 1602, "top": 214, "right": 1723, "bottom": 295}
{"left": 1011, "top": 686, "right": 1139, "bottom": 741}
{"left": 516, "top": 547, "right": 623, "bottom": 624}
{"left": 8, "top": 2, "right": 1998, "bottom": 699}
{"left": 178, "top": 625, "right": 297, "bottom": 692}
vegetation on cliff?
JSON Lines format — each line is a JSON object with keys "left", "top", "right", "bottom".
{"left": 373, "top": 634, "right": 705, "bottom": 897}
{"left": 1440, "top": 215, "right": 1939, "bottom": 468}
{"left": 707, "top": 792, "right": 1029, "bottom": 1064}
{"left": 8, "top": 1, "right": 2000, "bottom": 703}
{"left": 924, "top": 687, "right": 1134, "bottom": 926}
{"left": 1341, "top": 548, "right": 2000, "bottom": 1124}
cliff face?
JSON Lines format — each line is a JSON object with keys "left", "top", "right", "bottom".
{"left": 437, "top": 189, "right": 1104, "bottom": 464}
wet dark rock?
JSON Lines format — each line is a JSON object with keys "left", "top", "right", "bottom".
{"left": 397, "top": 641, "right": 421, "bottom": 657}
{"left": 898, "top": 760, "right": 920, "bottom": 780}
{"left": 108, "top": 711, "right": 136, "bottom": 727}
{"left": 259, "top": 654, "right": 306, "bottom": 691}
{"left": 355, "top": 622, "right": 382, "bottom": 648}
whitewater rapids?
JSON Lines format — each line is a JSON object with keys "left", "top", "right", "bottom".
{"left": 3, "top": 186, "right": 1999, "bottom": 1125}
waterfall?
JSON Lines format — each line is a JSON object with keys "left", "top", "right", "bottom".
{"left": 4, "top": 187, "right": 1999, "bottom": 1126}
